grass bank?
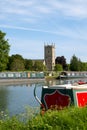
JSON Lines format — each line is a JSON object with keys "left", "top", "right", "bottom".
{"left": 0, "top": 106, "right": 87, "bottom": 130}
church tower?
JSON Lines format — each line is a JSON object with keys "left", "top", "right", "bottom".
{"left": 44, "top": 44, "right": 55, "bottom": 71}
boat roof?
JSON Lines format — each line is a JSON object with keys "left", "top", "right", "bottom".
{"left": 43, "top": 83, "right": 87, "bottom": 89}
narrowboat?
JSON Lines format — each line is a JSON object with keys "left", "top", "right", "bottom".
{"left": 0, "top": 71, "right": 44, "bottom": 79}
{"left": 34, "top": 81, "right": 87, "bottom": 111}
{"left": 56, "top": 71, "right": 87, "bottom": 79}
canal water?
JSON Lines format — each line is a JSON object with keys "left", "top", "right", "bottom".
{"left": 0, "top": 78, "right": 87, "bottom": 116}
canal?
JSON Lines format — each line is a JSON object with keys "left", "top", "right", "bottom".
{"left": 0, "top": 78, "right": 87, "bottom": 116}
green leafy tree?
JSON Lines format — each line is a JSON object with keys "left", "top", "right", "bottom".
{"left": 70, "top": 55, "right": 82, "bottom": 71}
{"left": 0, "top": 30, "right": 10, "bottom": 71}
{"left": 55, "top": 56, "right": 68, "bottom": 70}
{"left": 25, "top": 59, "right": 33, "bottom": 70}
{"left": 8, "top": 54, "right": 25, "bottom": 71}
{"left": 80, "top": 62, "right": 87, "bottom": 71}
{"left": 33, "top": 61, "right": 46, "bottom": 71}
{"left": 54, "top": 64, "right": 63, "bottom": 71}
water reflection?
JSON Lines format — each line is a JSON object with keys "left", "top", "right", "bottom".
{"left": 0, "top": 86, "right": 9, "bottom": 111}
{"left": 46, "top": 78, "right": 87, "bottom": 86}
{"left": 0, "top": 78, "right": 87, "bottom": 116}
{"left": 0, "top": 82, "right": 44, "bottom": 116}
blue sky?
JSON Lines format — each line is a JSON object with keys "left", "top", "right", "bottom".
{"left": 0, "top": 0, "right": 87, "bottom": 63}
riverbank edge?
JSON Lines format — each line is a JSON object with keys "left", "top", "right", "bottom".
{"left": 0, "top": 78, "right": 45, "bottom": 85}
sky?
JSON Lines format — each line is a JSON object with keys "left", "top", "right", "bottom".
{"left": 0, "top": 0, "right": 87, "bottom": 63}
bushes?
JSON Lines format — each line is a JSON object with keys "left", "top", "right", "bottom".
{"left": 0, "top": 106, "right": 87, "bottom": 130}
{"left": 29, "top": 107, "right": 87, "bottom": 130}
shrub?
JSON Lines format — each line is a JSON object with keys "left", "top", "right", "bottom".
{"left": 0, "top": 106, "right": 87, "bottom": 130}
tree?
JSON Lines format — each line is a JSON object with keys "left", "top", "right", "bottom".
{"left": 0, "top": 30, "right": 10, "bottom": 71}
{"left": 54, "top": 64, "right": 63, "bottom": 71}
{"left": 24, "top": 59, "right": 33, "bottom": 70}
{"left": 8, "top": 54, "right": 25, "bottom": 71}
{"left": 79, "top": 62, "right": 87, "bottom": 71}
{"left": 33, "top": 61, "right": 46, "bottom": 71}
{"left": 55, "top": 56, "right": 67, "bottom": 70}
{"left": 70, "top": 55, "right": 82, "bottom": 71}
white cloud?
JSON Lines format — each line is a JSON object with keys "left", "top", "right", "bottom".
{"left": 48, "top": 0, "right": 87, "bottom": 18}
{"left": 0, "top": 24, "right": 77, "bottom": 39}
{"left": 0, "top": 0, "right": 87, "bottom": 63}
{"left": 0, "top": 24, "right": 87, "bottom": 41}
{"left": 35, "top": 6, "right": 51, "bottom": 14}
{"left": 1, "top": 0, "right": 87, "bottom": 23}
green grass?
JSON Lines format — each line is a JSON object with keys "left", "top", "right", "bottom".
{"left": 0, "top": 106, "right": 87, "bottom": 130}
